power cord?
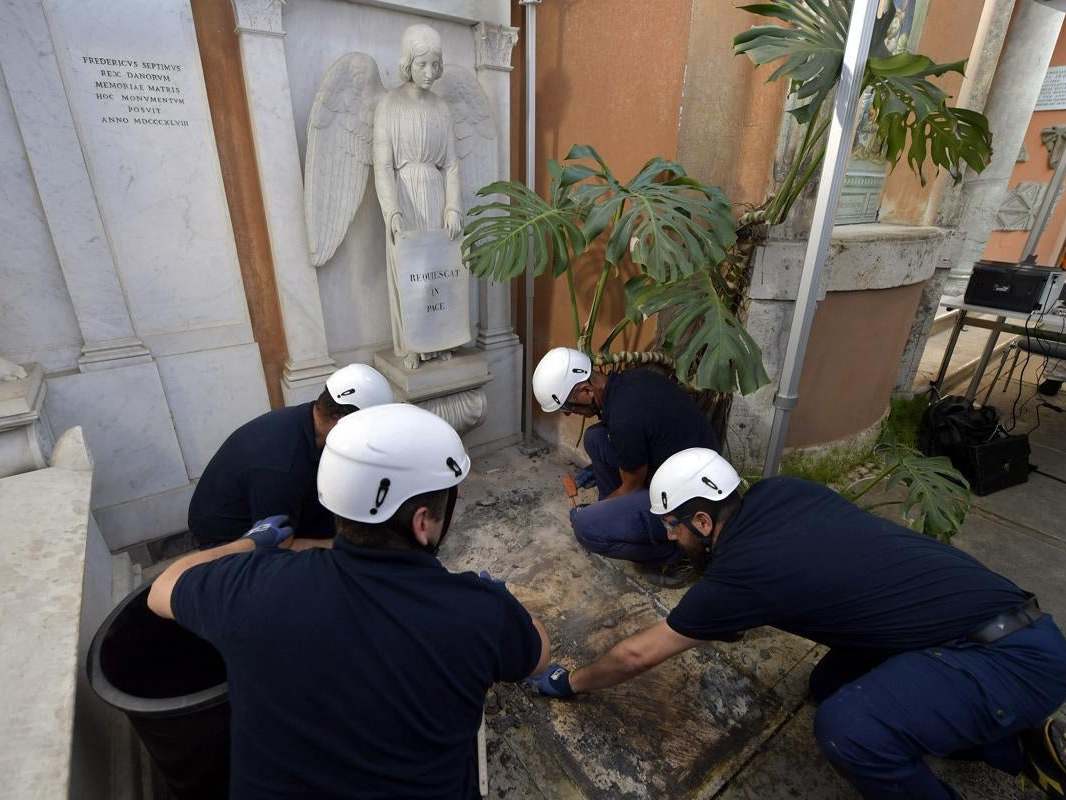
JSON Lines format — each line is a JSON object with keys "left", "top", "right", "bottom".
{"left": 1006, "top": 311, "right": 1038, "bottom": 433}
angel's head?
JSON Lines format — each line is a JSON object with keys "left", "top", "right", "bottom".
{"left": 399, "top": 24, "right": 443, "bottom": 90}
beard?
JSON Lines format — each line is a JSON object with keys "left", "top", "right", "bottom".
{"left": 677, "top": 534, "right": 710, "bottom": 572}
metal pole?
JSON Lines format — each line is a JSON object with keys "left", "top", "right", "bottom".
{"left": 762, "top": 0, "right": 881, "bottom": 478}
{"left": 1022, "top": 143, "right": 1066, "bottom": 261}
{"left": 520, "top": 0, "right": 540, "bottom": 444}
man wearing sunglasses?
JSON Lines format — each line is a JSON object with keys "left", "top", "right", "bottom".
{"left": 531, "top": 347, "right": 719, "bottom": 586}
{"left": 531, "top": 447, "right": 1066, "bottom": 800}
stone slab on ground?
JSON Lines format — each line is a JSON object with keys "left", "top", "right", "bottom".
{"left": 955, "top": 510, "right": 1066, "bottom": 622}
{"left": 441, "top": 447, "right": 819, "bottom": 799}
{"left": 716, "top": 703, "right": 1046, "bottom": 800}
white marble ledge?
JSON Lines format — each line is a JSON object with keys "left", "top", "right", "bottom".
{"left": 750, "top": 224, "right": 952, "bottom": 301}
{"left": 829, "top": 223, "right": 949, "bottom": 244}
{"left": 0, "top": 427, "right": 94, "bottom": 800}
{"left": 346, "top": 0, "right": 511, "bottom": 26}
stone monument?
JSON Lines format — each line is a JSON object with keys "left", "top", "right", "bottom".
{"left": 304, "top": 21, "right": 499, "bottom": 432}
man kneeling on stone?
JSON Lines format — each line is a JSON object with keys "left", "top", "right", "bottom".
{"left": 149, "top": 404, "right": 550, "bottom": 798}
{"left": 187, "top": 363, "right": 393, "bottom": 550}
{"left": 531, "top": 347, "right": 720, "bottom": 586}
{"left": 531, "top": 447, "right": 1066, "bottom": 800}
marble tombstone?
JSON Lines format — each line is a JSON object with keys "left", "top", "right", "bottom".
{"left": 0, "top": 0, "right": 520, "bottom": 550}
{"left": 298, "top": 10, "right": 516, "bottom": 434}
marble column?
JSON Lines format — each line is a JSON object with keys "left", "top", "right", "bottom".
{"left": 942, "top": 0, "right": 1065, "bottom": 297}
{"left": 0, "top": 0, "right": 150, "bottom": 372}
{"left": 473, "top": 21, "right": 521, "bottom": 352}
{"left": 232, "top": 0, "right": 335, "bottom": 404}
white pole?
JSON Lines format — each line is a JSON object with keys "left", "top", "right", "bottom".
{"left": 762, "top": 0, "right": 881, "bottom": 478}
{"left": 520, "top": 0, "right": 541, "bottom": 444}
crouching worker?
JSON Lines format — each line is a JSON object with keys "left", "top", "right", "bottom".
{"left": 531, "top": 447, "right": 1066, "bottom": 800}
{"left": 149, "top": 404, "right": 551, "bottom": 799}
{"left": 532, "top": 347, "right": 720, "bottom": 586}
{"left": 187, "top": 363, "right": 393, "bottom": 550}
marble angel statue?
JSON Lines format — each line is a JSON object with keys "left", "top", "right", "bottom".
{"left": 304, "top": 24, "right": 497, "bottom": 370}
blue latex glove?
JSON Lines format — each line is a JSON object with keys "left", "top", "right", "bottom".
{"left": 242, "top": 515, "right": 294, "bottom": 548}
{"left": 528, "top": 664, "right": 575, "bottom": 698}
{"left": 574, "top": 465, "right": 596, "bottom": 490}
{"left": 479, "top": 570, "right": 506, "bottom": 588}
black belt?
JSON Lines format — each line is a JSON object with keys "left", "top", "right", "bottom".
{"left": 966, "top": 595, "right": 1044, "bottom": 645}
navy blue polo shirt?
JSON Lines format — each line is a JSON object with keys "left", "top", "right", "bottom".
{"left": 171, "top": 537, "right": 542, "bottom": 799}
{"left": 602, "top": 368, "right": 720, "bottom": 476}
{"left": 188, "top": 402, "right": 333, "bottom": 547}
{"left": 667, "top": 477, "right": 1029, "bottom": 651}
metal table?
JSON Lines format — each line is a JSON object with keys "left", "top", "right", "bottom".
{"left": 932, "top": 298, "right": 1066, "bottom": 403}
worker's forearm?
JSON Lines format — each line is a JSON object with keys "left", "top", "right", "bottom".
{"left": 568, "top": 643, "right": 651, "bottom": 693}
{"left": 148, "top": 538, "right": 254, "bottom": 619}
{"left": 175, "top": 538, "right": 254, "bottom": 575}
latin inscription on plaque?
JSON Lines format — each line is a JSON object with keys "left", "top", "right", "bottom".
{"left": 81, "top": 55, "right": 190, "bottom": 128}
{"left": 1036, "top": 66, "right": 1066, "bottom": 112}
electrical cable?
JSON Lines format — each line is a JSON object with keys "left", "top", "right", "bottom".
{"left": 1006, "top": 311, "right": 1037, "bottom": 432}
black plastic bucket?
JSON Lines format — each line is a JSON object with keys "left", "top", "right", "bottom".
{"left": 87, "top": 581, "right": 230, "bottom": 799}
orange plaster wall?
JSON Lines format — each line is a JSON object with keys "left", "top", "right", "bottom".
{"left": 521, "top": 0, "right": 694, "bottom": 443}
{"left": 676, "top": 2, "right": 788, "bottom": 206}
{"left": 878, "top": 0, "right": 981, "bottom": 226}
{"left": 983, "top": 29, "right": 1066, "bottom": 265}
{"left": 787, "top": 283, "right": 925, "bottom": 448}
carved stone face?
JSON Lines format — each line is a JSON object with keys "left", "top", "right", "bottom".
{"left": 409, "top": 50, "right": 443, "bottom": 90}
{"left": 400, "top": 24, "right": 444, "bottom": 89}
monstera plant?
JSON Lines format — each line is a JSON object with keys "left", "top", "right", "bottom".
{"left": 462, "top": 146, "right": 767, "bottom": 394}
{"left": 462, "top": 0, "right": 992, "bottom": 397}
{"left": 734, "top": 0, "right": 993, "bottom": 229}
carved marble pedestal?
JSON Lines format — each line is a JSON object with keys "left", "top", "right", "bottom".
{"left": 0, "top": 363, "right": 55, "bottom": 478}
{"left": 374, "top": 348, "right": 491, "bottom": 434}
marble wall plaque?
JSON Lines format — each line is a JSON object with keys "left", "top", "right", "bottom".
{"left": 45, "top": 0, "right": 250, "bottom": 340}
{"left": 1036, "top": 65, "right": 1066, "bottom": 112}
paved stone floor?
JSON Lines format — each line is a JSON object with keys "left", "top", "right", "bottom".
{"left": 439, "top": 337, "right": 1066, "bottom": 799}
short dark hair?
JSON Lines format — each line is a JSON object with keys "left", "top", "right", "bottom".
{"left": 334, "top": 488, "right": 450, "bottom": 549}
{"left": 315, "top": 388, "right": 359, "bottom": 421}
{"left": 672, "top": 490, "right": 742, "bottom": 529}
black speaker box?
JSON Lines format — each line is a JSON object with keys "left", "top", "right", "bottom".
{"left": 964, "top": 260, "right": 1052, "bottom": 313}
{"left": 960, "top": 434, "right": 1030, "bottom": 496}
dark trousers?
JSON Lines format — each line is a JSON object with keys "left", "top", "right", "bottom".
{"left": 809, "top": 615, "right": 1066, "bottom": 799}
{"left": 568, "top": 424, "right": 677, "bottom": 564}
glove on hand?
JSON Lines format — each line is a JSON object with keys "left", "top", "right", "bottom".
{"left": 574, "top": 465, "right": 596, "bottom": 490}
{"left": 243, "top": 515, "right": 294, "bottom": 548}
{"left": 528, "top": 664, "right": 575, "bottom": 698}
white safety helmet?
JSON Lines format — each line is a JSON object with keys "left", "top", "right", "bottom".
{"left": 649, "top": 448, "right": 742, "bottom": 516}
{"left": 532, "top": 347, "right": 593, "bottom": 412}
{"left": 325, "top": 363, "right": 394, "bottom": 410}
{"left": 318, "top": 404, "right": 470, "bottom": 523}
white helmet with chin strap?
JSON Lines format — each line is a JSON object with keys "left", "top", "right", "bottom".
{"left": 318, "top": 404, "right": 470, "bottom": 525}
{"left": 649, "top": 448, "right": 741, "bottom": 517}
{"left": 532, "top": 347, "right": 593, "bottom": 412}
{"left": 325, "top": 363, "right": 394, "bottom": 410}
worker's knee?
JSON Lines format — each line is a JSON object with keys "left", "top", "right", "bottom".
{"left": 570, "top": 507, "right": 608, "bottom": 553}
{"left": 814, "top": 694, "right": 883, "bottom": 770}
{"left": 582, "top": 424, "right": 609, "bottom": 461}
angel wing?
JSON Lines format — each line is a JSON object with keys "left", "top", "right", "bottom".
{"left": 433, "top": 66, "right": 498, "bottom": 214}
{"left": 304, "top": 53, "right": 384, "bottom": 267}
